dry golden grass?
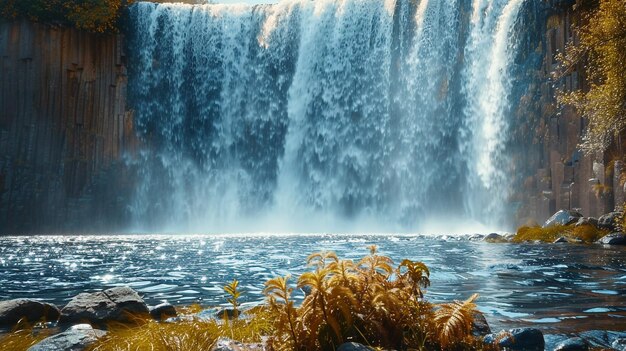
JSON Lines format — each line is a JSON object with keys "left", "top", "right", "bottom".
{"left": 0, "top": 328, "right": 53, "bottom": 351}
{"left": 513, "top": 224, "right": 608, "bottom": 243}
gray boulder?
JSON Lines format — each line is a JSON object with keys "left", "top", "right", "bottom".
{"left": 612, "top": 338, "right": 626, "bottom": 351}
{"left": 575, "top": 217, "right": 599, "bottom": 228}
{"left": 468, "top": 234, "right": 485, "bottom": 241}
{"left": 543, "top": 210, "right": 582, "bottom": 228}
{"left": 0, "top": 299, "right": 60, "bottom": 327}
{"left": 554, "top": 337, "right": 589, "bottom": 351}
{"left": 28, "top": 324, "right": 106, "bottom": 351}
{"left": 598, "top": 233, "right": 626, "bottom": 245}
{"left": 598, "top": 212, "right": 623, "bottom": 231}
{"left": 60, "top": 286, "right": 149, "bottom": 326}
{"left": 484, "top": 233, "right": 506, "bottom": 243}
{"left": 212, "top": 338, "right": 265, "bottom": 351}
{"left": 553, "top": 237, "right": 569, "bottom": 243}
{"left": 337, "top": 343, "right": 373, "bottom": 351}
{"left": 471, "top": 312, "right": 491, "bottom": 337}
{"left": 149, "top": 302, "right": 177, "bottom": 321}
{"left": 484, "top": 328, "right": 544, "bottom": 351}
{"left": 578, "top": 330, "right": 626, "bottom": 349}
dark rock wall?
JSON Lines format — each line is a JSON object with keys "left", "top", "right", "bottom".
{"left": 515, "top": 0, "right": 624, "bottom": 226}
{"left": 0, "top": 20, "right": 136, "bottom": 234}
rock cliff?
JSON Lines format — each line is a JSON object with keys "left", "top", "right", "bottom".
{"left": 515, "top": 0, "right": 625, "bottom": 226}
{"left": 0, "top": 20, "right": 136, "bottom": 233}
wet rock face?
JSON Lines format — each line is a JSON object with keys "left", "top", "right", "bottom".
{"left": 484, "top": 328, "right": 545, "bottom": 351}
{"left": 543, "top": 210, "right": 583, "bottom": 228}
{"left": 598, "top": 232, "right": 626, "bottom": 245}
{"left": 471, "top": 312, "right": 491, "bottom": 337}
{"left": 28, "top": 324, "right": 106, "bottom": 351}
{"left": 59, "top": 286, "right": 149, "bottom": 326}
{"left": 0, "top": 21, "right": 135, "bottom": 234}
{"left": 598, "top": 212, "right": 623, "bottom": 232}
{"left": 574, "top": 217, "right": 599, "bottom": 227}
{"left": 484, "top": 233, "right": 507, "bottom": 243}
{"left": 577, "top": 330, "right": 626, "bottom": 349}
{"left": 149, "top": 302, "right": 177, "bottom": 321}
{"left": 0, "top": 299, "right": 60, "bottom": 327}
{"left": 554, "top": 337, "right": 589, "bottom": 351}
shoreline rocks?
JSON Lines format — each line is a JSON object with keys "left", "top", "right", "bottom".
{"left": 484, "top": 328, "right": 545, "bottom": 351}
{"left": 598, "top": 232, "right": 626, "bottom": 245}
{"left": 28, "top": 324, "right": 106, "bottom": 351}
{"left": 0, "top": 299, "right": 60, "bottom": 328}
{"left": 59, "top": 286, "right": 149, "bottom": 326}
{"left": 543, "top": 210, "right": 582, "bottom": 228}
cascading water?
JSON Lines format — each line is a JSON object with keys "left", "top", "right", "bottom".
{"left": 126, "top": 0, "right": 527, "bottom": 233}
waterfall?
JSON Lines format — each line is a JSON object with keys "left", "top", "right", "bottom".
{"left": 127, "top": 0, "right": 526, "bottom": 233}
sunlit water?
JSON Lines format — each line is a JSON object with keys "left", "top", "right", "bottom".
{"left": 1, "top": 235, "right": 625, "bottom": 333}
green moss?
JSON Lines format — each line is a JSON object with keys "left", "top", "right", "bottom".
{"left": 513, "top": 224, "right": 608, "bottom": 243}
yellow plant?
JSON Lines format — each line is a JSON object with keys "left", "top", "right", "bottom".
{"left": 556, "top": 0, "right": 626, "bottom": 152}
{"left": 435, "top": 294, "right": 479, "bottom": 348}
{"left": 514, "top": 224, "right": 608, "bottom": 243}
{"left": 0, "top": 0, "right": 134, "bottom": 33}
{"left": 264, "top": 246, "right": 479, "bottom": 351}
{"left": 224, "top": 279, "right": 242, "bottom": 319}
{"left": 0, "top": 327, "right": 52, "bottom": 351}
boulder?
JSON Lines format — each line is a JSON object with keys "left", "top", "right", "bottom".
{"left": 597, "top": 233, "right": 626, "bottom": 245}
{"left": 468, "top": 234, "right": 485, "bottom": 241}
{"left": 471, "top": 311, "right": 491, "bottom": 337}
{"left": 598, "top": 212, "right": 623, "bottom": 231}
{"left": 197, "top": 307, "right": 240, "bottom": 320}
{"left": 484, "top": 328, "right": 544, "bottom": 351}
{"left": 28, "top": 324, "right": 106, "bottom": 351}
{"left": 337, "top": 343, "right": 373, "bottom": 351}
{"left": 484, "top": 233, "right": 506, "bottom": 243}
{"left": 612, "top": 338, "right": 626, "bottom": 351}
{"left": 553, "top": 237, "right": 569, "bottom": 243}
{"left": 212, "top": 338, "right": 264, "bottom": 351}
{"left": 578, "top": 330, "right": 626, "bottom": 349}
{"left": 60, "top": 286, "right": 149, "bottom": 326}
{"left": 149, "top": 302, "right": 177, "bottom": 321}
{"left": 543, "top": 210, "right": 582, "bottom": 228}
{"left": 0, "top": 299, "right": 60, "bottom": 327}
{"left": 575, "top": 217, "right": 599, "bottom": 228}
{"left": 554, "top": 337, "right": 589, "bottom": 351}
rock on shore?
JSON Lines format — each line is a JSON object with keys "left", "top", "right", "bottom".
{"left": 0, "top": 299, "right": 60, "bottom": 327}
{"left": 59, "top": 286, "right": 149, "bottom": 326}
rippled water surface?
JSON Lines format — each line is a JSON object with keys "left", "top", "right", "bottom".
{"left": 1, "top": 234, "right": 625, "bottom": 333}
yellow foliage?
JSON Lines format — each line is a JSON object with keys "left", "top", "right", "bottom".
{"left": 0, "top": 328, "right": 52, "bottom": 351}
{"left": 90, "top": 310, "right": 273, "bottom": 351}
{"left": 264, "top": 247, "right": 481, "bottom": 350}
{"left": 514, "top": 224, "right": 608, "bottom": 243}
{"left": 0, "top": 0, "right": 134, "bottom": 33}
{"left": 435, "top": 294, "right": 479, "bottom": 348}
{"left": 556, "top": 0, "right": 626, "bottom": 152}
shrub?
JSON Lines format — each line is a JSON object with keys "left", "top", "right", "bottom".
{"left": 0, "top": 0, "right": 133, "bottom": 33}
{"left": 513, "top": 224, "right": 608, "bottom": 243}
{"left": 264, "top": 246, "right": 484, "bottom": 350}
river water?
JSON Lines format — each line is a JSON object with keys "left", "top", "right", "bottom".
{"left": 1, "top": 234, "right": 625, "bottom": 333}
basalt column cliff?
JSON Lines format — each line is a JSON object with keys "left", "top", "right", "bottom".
{"left": 0, "top": 21, "right": 136, "bottom": 233}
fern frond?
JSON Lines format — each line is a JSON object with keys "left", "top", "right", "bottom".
{"left": 434, "top": 293, "right": 479, "bottom": 348}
